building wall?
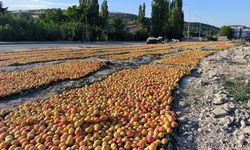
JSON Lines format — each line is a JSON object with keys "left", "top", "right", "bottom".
{"left": 241, "top": 29, "right": 250, "bottom": 40}
{"left": 231, "top": 25, "right": 250, "bottom": 40}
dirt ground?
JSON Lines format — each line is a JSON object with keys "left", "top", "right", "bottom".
{"left": 175, "top": 46, "right": 250, "bottom": 150}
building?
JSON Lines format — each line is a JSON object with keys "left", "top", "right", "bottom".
{"left": 231, "top": 25, "right": 250, "bottom": 40}
{"left": 218, "top": 36, "right": 228, "bottom": 41}
{"left": 231, "top": 25, "right": 242, "bottom": 38}
{"left": 126, "top": 22, "right": 138, "bottom": 33}
{"left": 241, "top": 27, "right": 250, "bottom": 40}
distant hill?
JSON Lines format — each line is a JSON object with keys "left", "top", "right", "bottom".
{"left": 10, "top": 10, "right": 138, "bottom": 22}
{"left": 109, "top": 12, "right": 138, "bottom": 22}
{"left": 10, "top": 9, "right": 49, "bottom": 15}
{"left": 10, "top": 10, "right": 139, "bottom": 21}
{"left": 184, "top": 22, "right": 219, "bottom": 36}
{"left": 109, "top": 12, "right": 219, "bottom": 36}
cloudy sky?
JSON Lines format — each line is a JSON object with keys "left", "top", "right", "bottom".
{"left": 2, "top": 0, "right": 250, "bottom": 27}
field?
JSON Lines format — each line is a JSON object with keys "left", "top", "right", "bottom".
{"left": 0, "top": 41, "right": 235, "bottom": 150}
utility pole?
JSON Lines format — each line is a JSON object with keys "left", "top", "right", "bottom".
{"left": 196, "top": 16, "right": 202, "bottom": 38}
{"left": 184, "top": 3, "right": 191, "bottom": 40}
{"left": 187, "top": 7, "right": 191, "bottom": 39}
{"left": 187, "top": 22, "right": 190, "bottom": 39}
{"left": 199, "top": 22, "right": 201, "bottom": 38}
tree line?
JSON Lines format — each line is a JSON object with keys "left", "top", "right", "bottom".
{"left": 0, "top": 0, "right": 184, "bottom": 41}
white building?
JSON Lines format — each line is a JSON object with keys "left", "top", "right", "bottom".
{"left": 231, "top": 25, "right": 242, "bottom": 38}
{"left": 241, "top": 27, "right": 250, "bottom": 40}
{"left": 231, "top": 25, "right": 250, "bottom": 40}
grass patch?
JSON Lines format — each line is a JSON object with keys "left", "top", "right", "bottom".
{"left": 229, "top": 61, "right": 247, "bottom": 65}
{"left": 223, "top": 80, "right": 250, "bottom": 102}
{"left": 234, "top": 40, "right": 248, "bottom": 47}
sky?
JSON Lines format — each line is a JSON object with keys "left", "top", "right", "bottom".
{"left": 2, "top": 0, "right": 250, "bottom": 27}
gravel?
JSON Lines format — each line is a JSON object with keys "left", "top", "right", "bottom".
{"left": 175, "top": 46, "right": 250, "bottom": 150}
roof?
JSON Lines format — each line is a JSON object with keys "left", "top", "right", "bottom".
{"left": 230, "top": 25, "right": 250, "bottom": 29}
{"left": 126, "top": 22, "right": 138, "bottom": 30}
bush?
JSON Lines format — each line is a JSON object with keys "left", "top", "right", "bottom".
{"left": 218, "top": 26, "right": 232, "bottom": 39}
{"left": 223, "top": 80, "right": 250, "bottom": 102}
{"left": 135, "top": 27, "right": 148, "bottom": 41}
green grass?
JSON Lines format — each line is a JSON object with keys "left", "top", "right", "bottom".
{"left": 234, "top": 40, "right": 248, "bottom": 47}
{"left": 223, "top": 80, "right": 250, "bottom": 102}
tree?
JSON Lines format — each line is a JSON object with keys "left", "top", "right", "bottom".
{"left": 138, "top": 3, "right": 146, "bottom": 26}
{"left": 0, "top": 1, "right": 8, "bottom": 15}
{"left": 169, "top": 0, "right": 184, "bottom": 39}
{"left": 86, "top": 0, "right": 99, "bottom": 25}
{"left": 151, "top": 0, "right": 169, "bottom": 37}
{"left": 79, "top": 0, "right": 90, "bottom": 6}
{"left": 99, "top": 0, "right": 109, "bottom": 40}
{"left": 100, "top": 0, "right": 108, "bottom": 25}
{"left": 108, "top": 18, "right": 128, "bottom": 41}
{"left": 39, "top": 9, "right": 66, "bottom": 24}
{"left": 65, "top": 5, "right": 81, "bottom": 22}
{"left": 162, "top": 0, "right": 170, "bottom": 36}
{"left": 218, "top": 26, "right": 232, "bottom": 39}
{"left": 135, "top": 27, "right": 148, "bottom": 41}
{"left": 78, "top": 0, "right": 99, "bottom": 25}
{"left": 77, "top": 0, "right": 100, "bottom": 41}
{"left": 138, "top": 5, "right": 142, "bottom": 21}
{"left": 151, "top": 0, "right": 161, "bottom": 37}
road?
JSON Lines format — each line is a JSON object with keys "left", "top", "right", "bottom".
{"left": 0, "top": 41, "right": 145, "bottom": 52}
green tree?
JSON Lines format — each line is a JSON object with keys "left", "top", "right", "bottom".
{"left": 78, "top": 0, "right": 99, "bottom": 41}
{"left": 169, "top": 0, "right": 184, "bottom": 39}
{"left": 218, "top": 26, "right": 232, "bottom": 38}
{"left": 0, "top": 1, "right": 8, "bottom": 15}
{"left": 138, "top": 5, "right": 142, "bottom": 21}
{"left": 65, "top": 5, "right": 81, "bottom": 22}
{"left": 85, "top": 0, "right": 99, "bottom": 25}
{"left": 135, "top": 27, "right": 148, "bottom": 41}
{"left": 78, "top": 0, "right": 99, "bottom": 24}
{"left": 138, "top": 3, "right": 146, "bottom": 26}
{"left": 151, "top": 0, "right": 169, "bottom": 37}
{"left": 108, "top": 18, "right": 128, "bottom": 41}
{"left": 99, "top": 0, "right": 109, "bottom": 40}
{"left": 151, "top": 0, "right": 160, "bottom": 37}
{"left": 162, "top": 0, "right": 170, "bottom": 36}
{"left": 79, "top": 0, "right": 90, "bottom": 6}
{"left": 100, "top": 0, "right": 108, "bottom": 24}
{"left": 39, "top": 9, "right": 66, "bottom": 24}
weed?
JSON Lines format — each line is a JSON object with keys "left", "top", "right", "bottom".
{"left": 223, "top": 80, "right": 250, "bottom": 102}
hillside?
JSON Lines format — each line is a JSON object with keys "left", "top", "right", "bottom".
{"left": 10, "top": 9, "right": 49, "bottom": 15}
{"left": 109, "top": 12, "right": 219, "bottom": 36}
{"left": 109, "top": 12, "right": 138, "bottom": 22}
{"left": 184, "top": 22, "right": 219, "bottom": 37}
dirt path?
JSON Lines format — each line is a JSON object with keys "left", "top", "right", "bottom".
{"left": 175, "top": 46, "right": 250, "bottom": 150}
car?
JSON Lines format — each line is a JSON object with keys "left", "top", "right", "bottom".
{"left": 146, "top": 37, "right": 165, "bottom": 44}
{"left": 172, "top": 39, "right": 180, "bottom": 42}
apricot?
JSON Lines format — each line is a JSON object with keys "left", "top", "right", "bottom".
{"left": 37, "top": 144, "right": 46, "bottom": 150}
{"left": 0, "top": 141, "right": 9, "bottom": 149}
{"left": 171, "top": 122, "right": 178, "bottom": 128}
{"left": 161, "top": 139, "right": 168, "bottom": 145}
{"left": 0, "top": 59, "right": 205, "bottom": 149}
